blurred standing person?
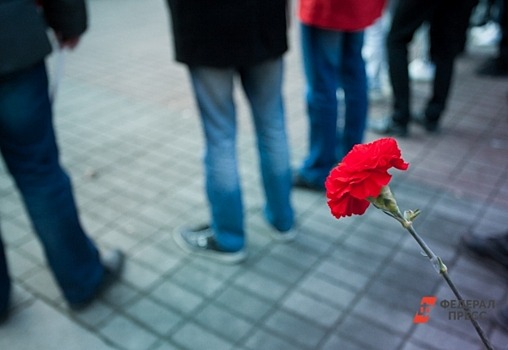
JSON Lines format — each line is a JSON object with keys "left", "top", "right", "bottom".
{"left": 0, "top": 0, "right": 124, "bottom": 321}
{"left": 476, "top": 0, "right": 508, "bottom": 76}
{"left": 166, "top": 0, "right": 295, "bottom": 263}
{"left": 374, "top": 0, "right": 478, "bottom": 137}
{"left": 364, "top": 14, "right": 390, "bottom": 102}
{"left": 293, "top": 0, "right": 387, "bottom": 191}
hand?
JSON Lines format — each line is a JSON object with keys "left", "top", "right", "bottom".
{"left": 56, "top": 34, "right": 81, "bottom": 50}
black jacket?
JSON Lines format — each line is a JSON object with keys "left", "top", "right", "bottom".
{"left": 166, "top": 0, "right": 288, "bottom": 67}
{"left": 0, "top": 0, "right": 87, "bottom": 77}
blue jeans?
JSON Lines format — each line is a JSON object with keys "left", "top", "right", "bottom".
{"left": 189, "top": 58, "right": 294, "bottom": 252}
{"left": 0, "top": 62, "right": 104, "bottom": 309}
{"left": 298, "top": 24, "right": 368, "bottom": 187}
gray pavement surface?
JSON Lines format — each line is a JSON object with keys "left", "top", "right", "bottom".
{"left": 1, "top": 0, "right": 508, "bottom": 349}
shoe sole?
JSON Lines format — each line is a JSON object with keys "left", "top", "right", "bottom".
{"left": 269, "top": 229, "right": 298, "bottom": 242}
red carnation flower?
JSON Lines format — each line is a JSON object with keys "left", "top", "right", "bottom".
{"left": 325, "top": 138, "right": 409, "bottom": 218}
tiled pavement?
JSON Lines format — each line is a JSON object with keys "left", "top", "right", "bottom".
{"left": 1, "top": 0, "right": 508, "bottom": 349}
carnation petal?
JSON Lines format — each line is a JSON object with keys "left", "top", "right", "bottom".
{"left": 328, "top": 195, "right": 370, "bottom": 218}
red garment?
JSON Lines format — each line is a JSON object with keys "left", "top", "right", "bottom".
{"left": 298, "top": 0, "right": 386, "bottom": 31}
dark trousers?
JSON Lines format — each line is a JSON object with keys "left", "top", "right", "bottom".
{"left": 499, "top": 0, "right": 508, "bottom": 61}
{"left": 387, "top": 0, "right": 478, "bottom": 126}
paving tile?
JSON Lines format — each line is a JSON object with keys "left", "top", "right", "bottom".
{"left": 0, "top": 219, "right": 33, "bottom": 247}
{"left": 182, "top": 258, "right": 241, "bottom": 281}
{"left": 268, "top": 241, "right": 321, "bottom": 270}
{"left": 22, "top": 269, "right": 64, "bottom": 305}
{"left": 281, "top": 289, "right": 343, "bottom": 328}
{"left": 232, "top": 270, "right": 290, "bottom": 302}
{"left": 214, "top": 285, "right": 273, "bottom": 322}
{"left": 355, "top": 219, "right": 407, "bottom": 247}
{"left": 365, "top": 279, "right": 427, "bottom": 312}
{"left": 400, "top": 340, "right": 440, "bottom": 350}
{"left": 6, "top": 249, "right": 40, "bottom": 278}
{"left": 298, "top": 273, "right": 357, "bottom": 309}
{"left": 243, "top": 328, "right": 307, "bottom": 350}
{"left": 100, "top": 314, "right": 159, "bottom": 350}
{"left": 17, "top": 239, "right": 45, "bottom": 265}
{"left": 442, "top": 266, "right": 506, "bottom": 302}
{"left": 131, "top": 243, "right": 182, "bottom": 274}
{"left": 490, "top": 327, "right": 508, "bottom": 350}
{"left": 290, "top": 227, "right": 338, "bottom": 255}
{"left": 250, "top": 254, "right": 307, "bottom": 285}
{"left": 172, "top": 322, "right": 235, "bottom": 350}
{"left": 377, "top": 262, "right": 439, "bottom": 296}
{"left": 411, "top": 320, "right": 484, "bottom": 350}
{"left": 150, "top": 341, "right": 181, "bottom": 350}
{"left": 9, "top": 283, "right": 35, "bottom": 310}
{"left": 329, "top": 246, "right": 385, "bottom": 276}
{"left": 314, "top": 259, "right": 371, "bottom": 292}
{"left": 101, "top": 282, "right": 140, "bottom": 308}
{"left": 71, "top": 300, "right": 116, "bottom": 328}
{"left": 194, "top": 303, "right": 253, "bottom": 342}
{"left": 0, "top": 300, "right": 115, "bottom": 350}
{"left": 320, "top": 334, "right": 377, "bottom": 350}
{"left": 351, "top": 295, "right": 415, "bottom": 334}
{"left": 341, "top": 230, "right": 396, "bottom": 260}
{"left": 150, "top": 280, "right": 204, "bottom": 314}
{"left": 125, "top": 298, "right": 182, "bottom": 335}
{"left": 99, "top": 229, "right": 141, "bottom": 253}
{"left": 122, "top": 260, "right": 161, "bottom": 291}
{"left": 264, "top": 309, "right": 328, "bottom": 348}
{"left": 337, "top": 314, "right": 404, "bottom": 350}
{"left": 170, "top": 263, "right": 225, "bottom": 298}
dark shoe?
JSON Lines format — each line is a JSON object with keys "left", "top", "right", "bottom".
{"left": 382, "top": 123, "right": 409, "bottom": 137}
{"left": 293, "top": 174, "right": 325, "bottom": 192}
{"left": 495, "top": 305, "right": 508, "bottom": 331}
{"left": 461, "top": 232, "right": 508, "bottom": 271}
{"left": 370, "top": 119, "right": 408, "bottom": 137}
{"left": 69, "top": 249, "right": 125, "bottom": 311}
{"left": 173, "top": 224, "right": 247, "bottom": 264}
{"left": 413, "top": 114, "right": 440, "bottom": 133}
{"left": 476, "top": 57, "right": 508, "bottom": 77}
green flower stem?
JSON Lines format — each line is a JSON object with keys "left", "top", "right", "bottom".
{"left": 372, "top": 186, "right": 495, "bottom": 350}
{"left": 404, "top": 224, "right": 495, "bottom": 350}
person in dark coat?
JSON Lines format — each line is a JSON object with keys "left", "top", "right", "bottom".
{"left": 373, "top": 0, "right": 478, "bottom": 136}
{"left": 0, "top": 0, "right": 123, "bottom": 322}
{"left": 167, "top": 0, "right": 295, "bottom": 263}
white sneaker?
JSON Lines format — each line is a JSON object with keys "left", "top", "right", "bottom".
{"left": 470, "top": 21, "right": 501, "bottom": 47}
{"left": 409, "top": 58, "right": 435, "bottom": 82}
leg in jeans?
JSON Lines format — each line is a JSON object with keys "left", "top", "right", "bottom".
{"left": 240, "top": 58, "right": 294, "bottom": 232}
{"left": 189, "top": 67, "right": 244, "bottom": 252}
{"left": 387, "top": 0, "right": 436, "bottom": 126}
{"left": 341, "top": 31, "right": 368, "bottom": 155}
{"left": 299, "top": 23, "right": 342, "bottom": 187}
{"left": 0, "top": 62, "right": 103, "bottom": 305}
